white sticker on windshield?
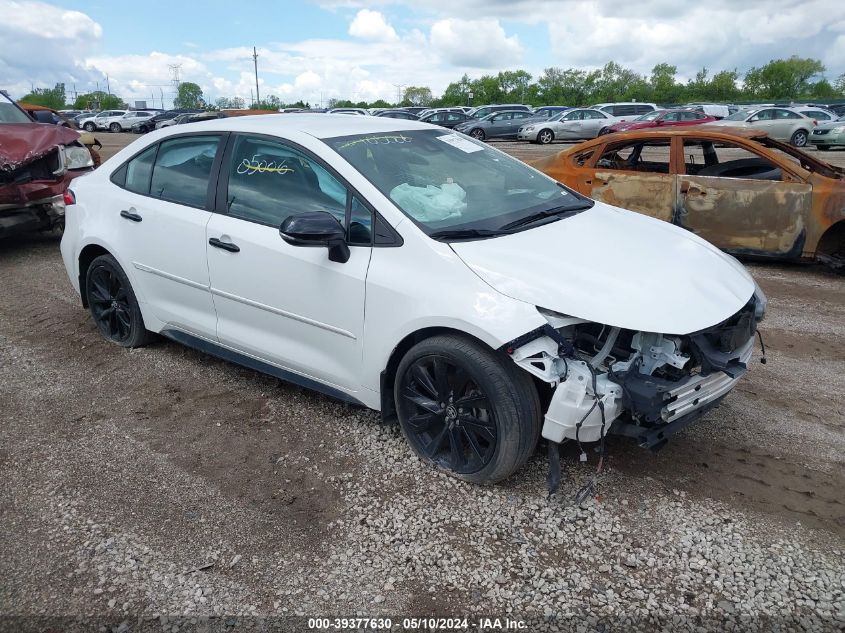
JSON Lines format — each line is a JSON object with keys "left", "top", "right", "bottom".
{"left": 436, "top": 133, "right": 484, "bottom": 153}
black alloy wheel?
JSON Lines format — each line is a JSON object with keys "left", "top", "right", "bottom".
{"left": 399, "top": 354, "right": 497, "bottom": 475}
{"left": 394, "top": 335, "right": 541, "bottom": 484}
{"left": 85, "top": 255, "right": 154, "bottom": 347}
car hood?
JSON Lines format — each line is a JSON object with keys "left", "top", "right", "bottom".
{"left": 0, "top": 123, "right": 80, "bottom": 172}
{"left": 449, "top": 201, "right": 755, "bottom": 335}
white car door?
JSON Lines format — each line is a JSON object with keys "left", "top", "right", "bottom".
{"left": 107, "top": 133, "right": 223, "bottom": 336}
{"left": 205, "top": 134, "right": 372, "bottom": 392}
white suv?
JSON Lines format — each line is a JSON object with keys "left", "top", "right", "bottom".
{"left": 79, "top": 110, "right": 126, "bottom": 132}
{"left": 111, "top": 111, "right": 156, "bottom": 132}
{"left": 59, "top": 115, "right": 764, "bottom": 484}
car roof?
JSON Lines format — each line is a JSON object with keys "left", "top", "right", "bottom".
{"left": 560, "top": 126, "right": 770, "bottom": 149}
{"left": 157, "top": 112, "right": 439, "bottom": 139}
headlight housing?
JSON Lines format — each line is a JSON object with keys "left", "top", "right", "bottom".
{"left": 56, "top": 144, "right": 94, "bottom": 172}
{"left": 831, "top": 126, "right": 845, "bottom": 134}
{"left": 524, "top": 125, "right": 535, "bottom": 132}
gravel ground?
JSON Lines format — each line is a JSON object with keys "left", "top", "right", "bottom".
{"left": 0, "top": 133, "right": 843, "bottom": 632}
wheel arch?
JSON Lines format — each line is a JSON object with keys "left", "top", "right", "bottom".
{"left": 78, "top": 243, "right": 112, "bottom": 308}
{"left": 378, "top": 325, "right": 548, "bottom": 420}
{"left": 817, "top": 219, "right": 845, "bottom": 257}
{"left": 379, "top": 326, "right": 500, "bottom": 420}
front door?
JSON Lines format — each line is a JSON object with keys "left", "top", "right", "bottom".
{"left": 205, "top": 134, "right": 372, "bottom": 392}
{"left": 588, "top": 137, "right": 676, "bottom": 222}
{"left": 676, "top": 138, "right": 812, "bottom": 257}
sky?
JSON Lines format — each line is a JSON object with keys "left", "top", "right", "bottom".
{"left": 1, "top": 0, "right": 844, "bottom": 108}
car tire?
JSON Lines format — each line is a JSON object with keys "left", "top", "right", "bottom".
{"left": 83, "top": 122, "right": 96, "bottom": 132}
{"left": 85, "top": 254, "right": 155, "bottom": 348}
{"left": 790, "top": 129, "right": 808, "bottom": 147}
{"left": 109, "top": 122, "right": 121, "bottom": 133}
{"left": 469, "top": 128, "right": 486, "bottom": 141}
{"left": 538, "top": 129, "right": 554, "bottom": 145}
{"left": 394, "top": 334, "right": 541, "bottom": 484}
{"left": 598, "top": 127, "right": 611, "bottom": 136}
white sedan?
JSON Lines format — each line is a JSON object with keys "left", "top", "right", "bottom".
{"left": 60, "top": 115, "right": 765, "bottom": 484}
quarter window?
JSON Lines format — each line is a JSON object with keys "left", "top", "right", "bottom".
{"left": 125, "top": 145, "right": 157, "bottom": 194}
{"left": 149, "top": 135, "right": 221, "bottom": 208}
{"left": 225, "top": 135, "right": 347, "bottom": 228}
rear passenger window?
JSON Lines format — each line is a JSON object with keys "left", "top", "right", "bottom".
{"left": 150, "top": 136, "right": 221, "bottom": 208}
{"left": 597, "top": 140, "right": 671, "bottom": 173}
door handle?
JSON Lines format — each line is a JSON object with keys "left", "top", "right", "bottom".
{"left": 208, "top": 237, "right": 240, "bottom": 253}
{"left": 120, "top": 209, "right": 142, "bottom": 222}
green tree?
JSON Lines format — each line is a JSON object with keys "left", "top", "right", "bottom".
{"left": 685, "top": 68, "right": 710, "bottom": 101}
{"left": 497, "top": 70, "right": 532, "bottom": 102}
{"left": 253, "top": 95, "right": 281, "bottom": 110}
{"left": 73, "top": 91, "right": 125, "bottom": 110}
{"left": 402, "top": 86, "right": 433, "bottom": 107}
{"left": 649, "top": 63, "right": 681, "bottom": 104}
{"left": 744, "top": 56, "right": 825, "bottom": 99}
{"left": 437, "top": 74, "right": 472, "bottom": 106}
{"left": 174, "top": 82, "right": 204, "bottom": 109}
{"left": 831, "top": 73, "right": 845, "bottom": 96}
{"left": 215, "top": 96, "right": 245, "bottom": 110}
{"left": 707, "top": 70, "right": 740, "bottom": 102}
{"left": 19, "top": 83, "right": 66, "bottom": 109}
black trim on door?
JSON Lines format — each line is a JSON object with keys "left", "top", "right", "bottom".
{"left": 160, "top": 328, "right": 366, "bottom": 407}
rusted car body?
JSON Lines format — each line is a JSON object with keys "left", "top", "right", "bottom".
{"left": 530, "top": 127, "right": 845, "bottom": 269}
{"left": 1, "top": 92, "right": 94, "bottom": 238}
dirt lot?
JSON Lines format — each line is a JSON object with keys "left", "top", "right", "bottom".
{"left": 1, "top": 131, "right": 844, "bottom": 632}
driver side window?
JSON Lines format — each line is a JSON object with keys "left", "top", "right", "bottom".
{"left": 226, "top": 135, "right": 348, "bottom": 229}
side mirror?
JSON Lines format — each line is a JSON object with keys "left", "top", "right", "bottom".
{"left": 279, "top": 211, "right": 350, "bottom": 263}
{"left": 655, "top": 119, "right": 664, "bottom": 125}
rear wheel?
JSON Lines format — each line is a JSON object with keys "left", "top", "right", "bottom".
{"left": 394, "top": 335, "right": 541, "bottom": 484}
{"left": 469, "top": 128, "right": 486, "bottom": 141}
{"left": 538, "top": 129, "right": 554, "bottom": 145}
{"left": 598, "top": 127, "right": 611, "bottom": 136}
{"left": 790, "top": 129, "right": 808, "bottom": 147}
{"left": 85, "top": 255, "right": 154, "bottom": 347}
{"left": 109, "top": 122, "right": 121, "bottom": 133}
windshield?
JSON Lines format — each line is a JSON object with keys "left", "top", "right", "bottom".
{"left": 724, "top": 109, "right": 755, "bottom": 121}
{"left": 0, "top": 93, "right": 33, "bottom": 123}
{"left": 635, "top": 111, "right": 663, "bottom": 121}
{"left": 326, "top": 129, "right": 591, "bottom": 237}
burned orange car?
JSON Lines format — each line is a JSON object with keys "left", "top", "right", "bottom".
{"left": 531, "top": 127, "right": 845, "bottom": 271}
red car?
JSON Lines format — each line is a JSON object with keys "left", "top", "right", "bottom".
{"left": 607, "top": 108, "right": 716, "bottom": 133}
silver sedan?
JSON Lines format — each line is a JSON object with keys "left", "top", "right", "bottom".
{"left": 517, "top": 108, "right": 620, "bottom": 144}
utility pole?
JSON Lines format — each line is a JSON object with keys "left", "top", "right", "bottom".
{"left": 253, "top": 46, "right": 260, "bottom": 106}
{"left": 106, "top": 74, "right": 111, "bottom": 95}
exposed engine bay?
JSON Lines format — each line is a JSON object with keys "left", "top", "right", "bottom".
{"left": 507, "top": 291, "right": 765, "bottom": 453}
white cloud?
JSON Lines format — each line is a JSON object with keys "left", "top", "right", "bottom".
{"left": 0, "top": 0, "right": 105, "bottom": 98}
{"left": 348, "top": 9, "right": 398, "bottom": 41}
{"left": 429, "top": 18, "right": 522, "bottom": 68}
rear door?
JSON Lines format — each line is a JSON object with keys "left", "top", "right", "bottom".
{"left": 675, "top": 137, "right": 812, "bottom": 257}
{"left": 586, "top": 136, "right": 676, "bottom": 221}
{"left": 107, "top": 133, "right": 223, "bottom": 335}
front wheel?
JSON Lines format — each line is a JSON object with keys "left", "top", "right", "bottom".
{"left": 538, "top": 129, "right": 554, "bottom": 145}
{"left": 85, "top": 254, "right": 155, "bottom": 347}
{"left": 394, "top": 335, "right": 541, "bottom": 484}
{"left": 83, "top": 122, "right": 95, "bottom": 132}
{"left": 791, "top": 129, "right": 808, "bottom": 147}
{"left": 469, "top": 128, "right": 486, "bottom": 141}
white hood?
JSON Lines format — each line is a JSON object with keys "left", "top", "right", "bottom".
{"left": 450, "top": 202, "right": 755, "bottom": 335}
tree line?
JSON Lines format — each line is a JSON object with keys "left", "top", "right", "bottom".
{"left": 17, "top": 56, "right": 845, "bottom": 113}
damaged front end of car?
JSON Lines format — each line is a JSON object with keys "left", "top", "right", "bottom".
{"left": 0, "top": 126, "right": 94, "bottom": 238}
{"left": 505, "top": 286, "right": 766, "bottom": 461}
